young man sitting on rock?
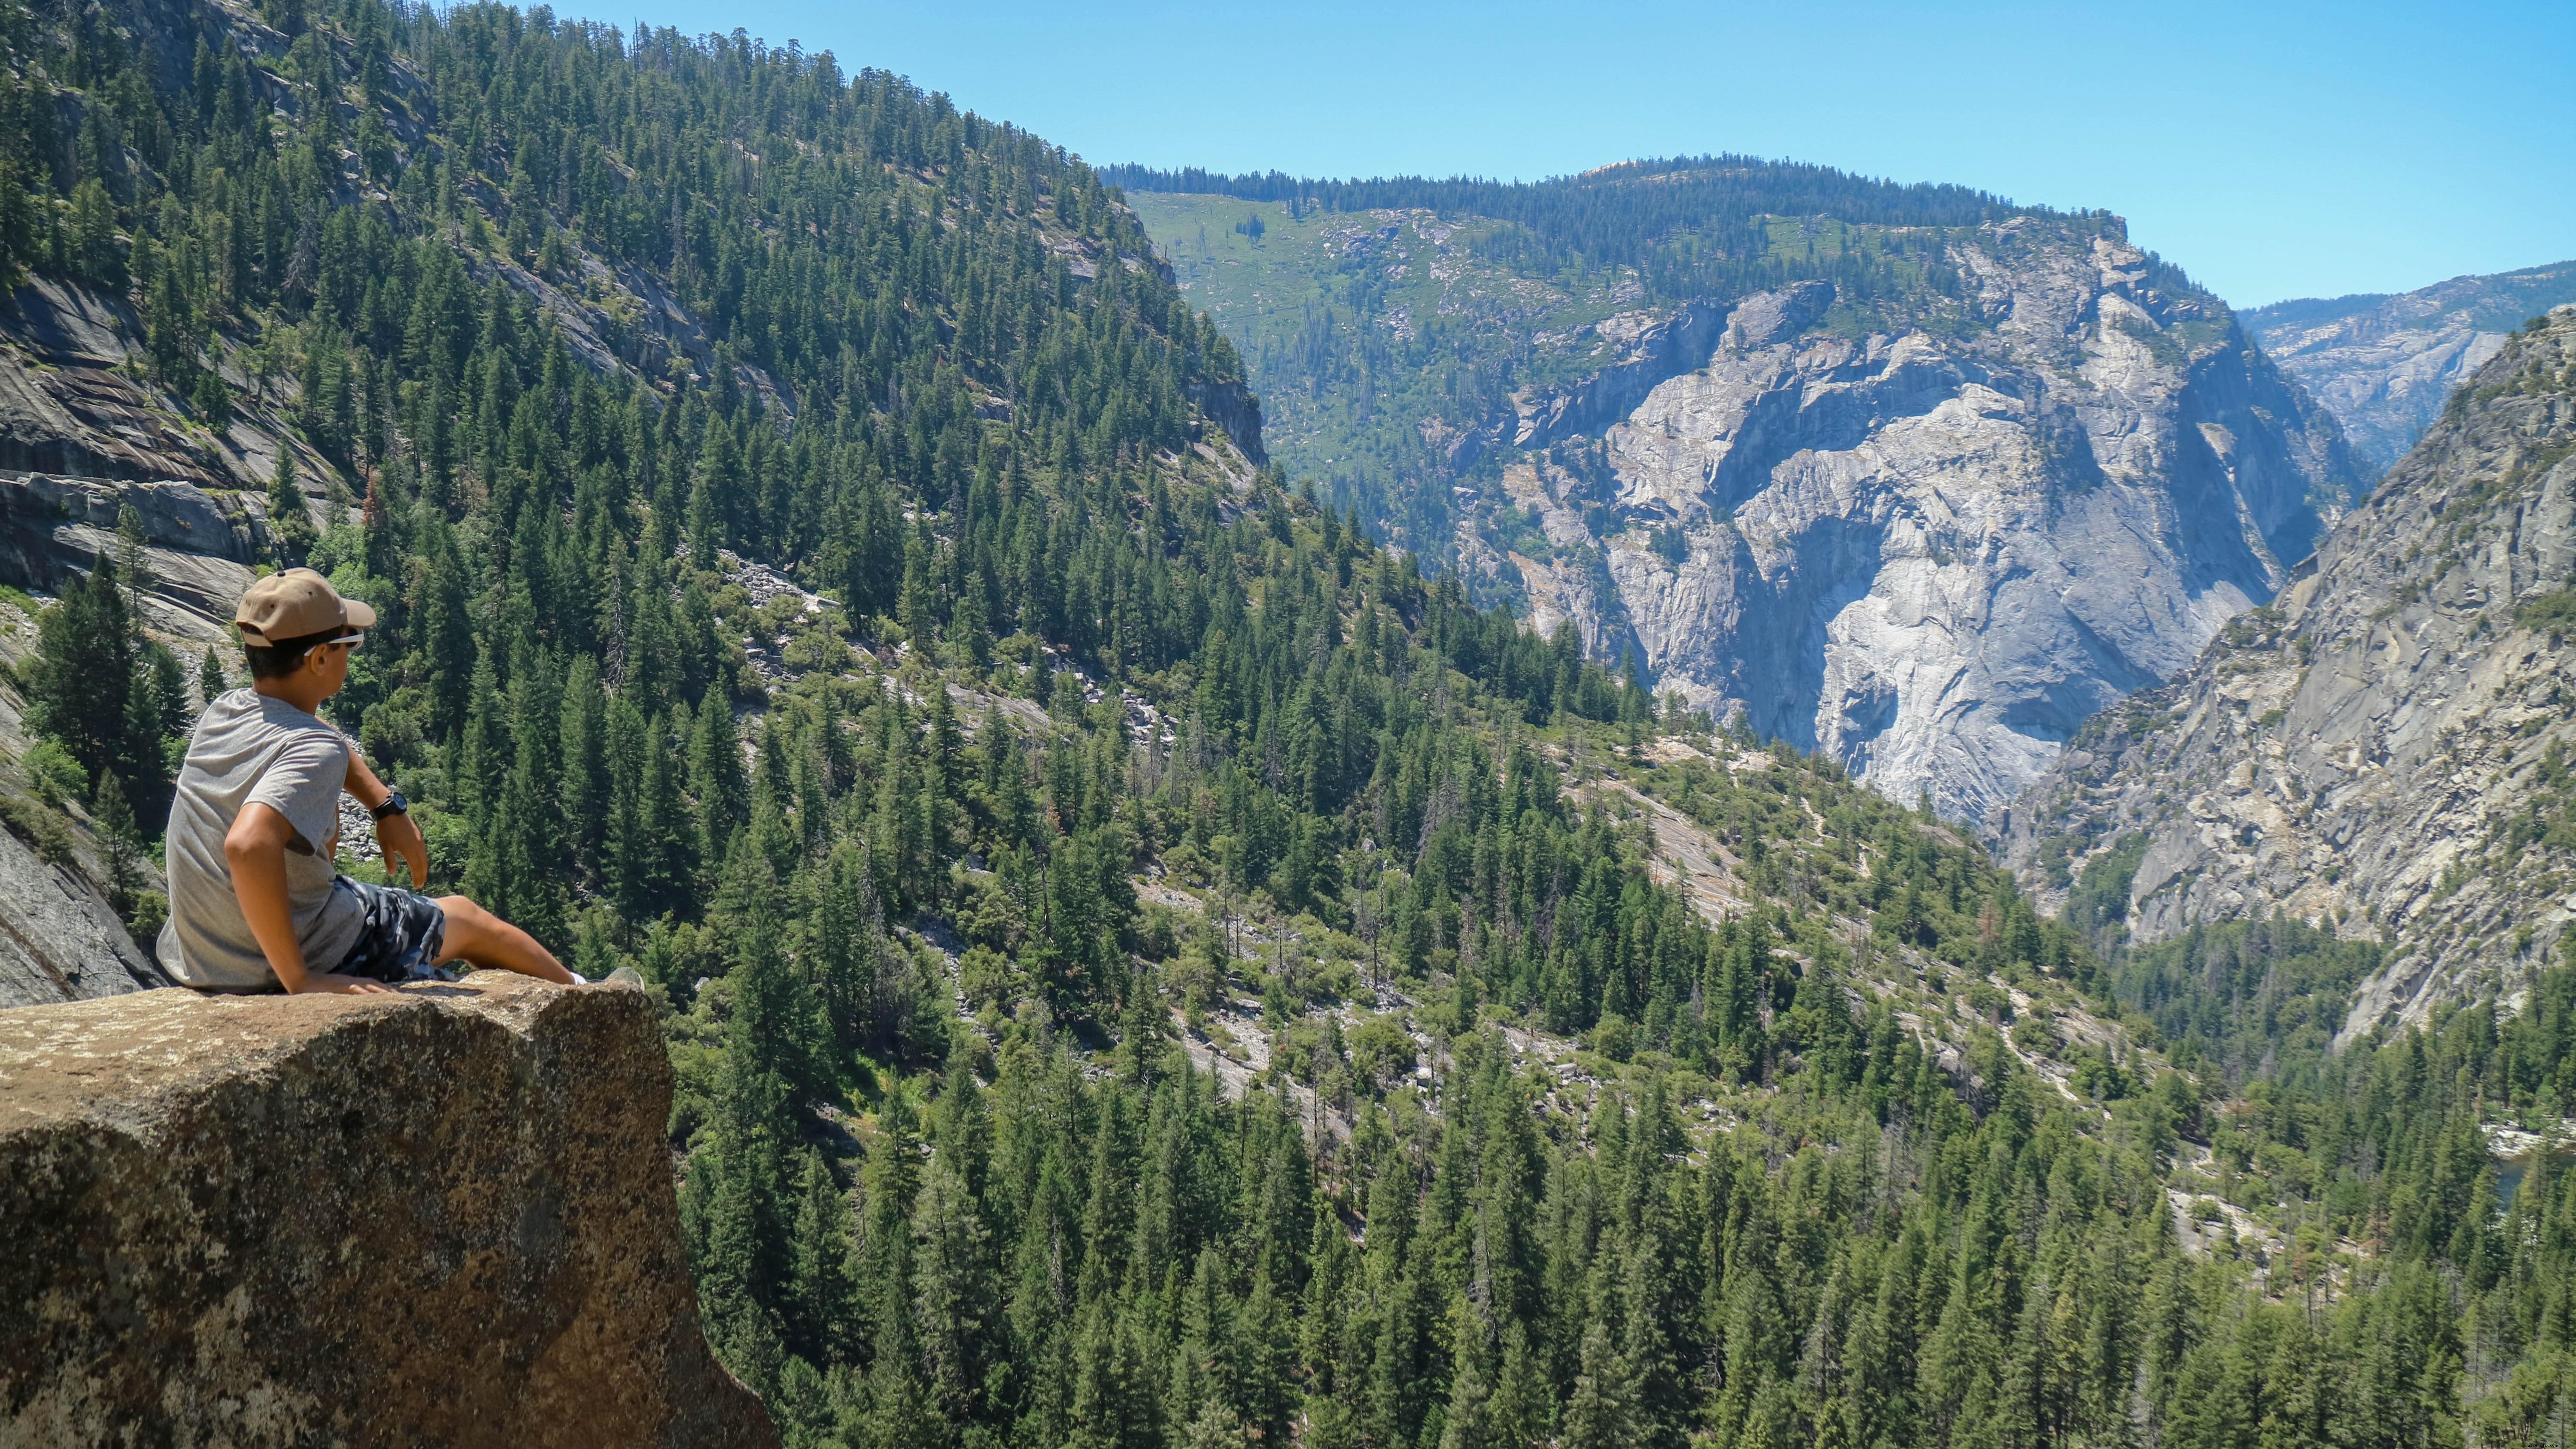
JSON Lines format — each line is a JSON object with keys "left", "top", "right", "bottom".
{"left": 158, "top": 568, "right": 578, "bottom": 995}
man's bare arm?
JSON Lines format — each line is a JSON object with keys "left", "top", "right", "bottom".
{"left": 224, "top": 802, "right": 392, "bottom": 996}
{"left": 343, "top": 748, "right": 428, "bottom": 888}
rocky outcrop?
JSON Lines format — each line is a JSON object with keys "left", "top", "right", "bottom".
{"left": 0, "top": 279, "right": 232, "bottom": 485}
{"left": 1513, "top": 222, "right": 2360, "bottom": 821}
{"left": 1187, "top": 377, "right": 1268, "bottom": 465}
{"left": 1510, "top": 298, "right": 1730, "bottom": 449}
{"left": 2246, "top": 260, "right": 2576, "bottom": 477}
{"left": 0, "top": 594, "right": 176, "bottom": 1011}
{"left": 0, "top": 973, "right": 778, "bottom": 1447}
{"left": 0, "top": 469, "right": 269, "bottom": 639}
{"left": 0, "top": 277, "right": 343, "bottom": 509}
{"left": 0, "top": 466, "right": 286, "bottom": 1013}
{"left": 0, "top": 800, "right": 167, "bottom": 1009}
{"left": 2000, "top": 307, "right": 2576, "bottom": 1041}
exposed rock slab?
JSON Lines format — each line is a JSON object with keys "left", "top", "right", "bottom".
{"left": 0, "top": 973, "right": 778, "bottom": 1447}
{"left": 1511, "top": 299, "right": 1728, "bottom": 449}
{"left": 0, "top": 468, "right": 260, "bottom": 1014}
{"left": 0, "top": 278, "right": 229, "bottom": 484}
{"left": 0, "top": 469, "right": 268, "bottom": 641}
{"left": 2001, "top": 307, "right": 2576, "bottom": 1041}
{"left": 0, "top": 782, "right": 166, "bottom": 1009}
{"left": 0, "top": 806, "right": 165, "bottom": 1010}
{"left": 1186, "top": 377, "right": 1268, "bottom": 464}
{"left": 0, "top": 609, "right": 171, "bottom": 1012}
{"left": 1521, "top": 224, "right": 2359, "bottom": 822}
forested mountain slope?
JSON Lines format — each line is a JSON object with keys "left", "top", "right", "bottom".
{"left": 0, "top": 3, "right": 2570, "bottom": 1448}
{"left": 2002, "top": 307, "right": 2576, "bottom": 1042}
{"left": 0, "top": 0, "right": 1260, "bottom": 997}
{"left": 1122, "top": 166, "right": 2361, "bottom": 822}
{"left": 2247, "top": 259, "right": 2576, "bottom": 477}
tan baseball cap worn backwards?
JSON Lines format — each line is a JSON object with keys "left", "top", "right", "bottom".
{"left": 234, "top": 568, "right": 376, "bottom": 646}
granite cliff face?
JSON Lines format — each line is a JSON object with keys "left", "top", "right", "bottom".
{"left": 2245, "top": 260, "right": 2576, "bottom": 478}
{"left": 0, "top": 272, "right": 355, "bottom": 526}
{"left": 0, "top": 653, "right": 173, "bottom": 1010}
{"left": 1499, "top": 223, "right": 2358, "bottom": 821}
{"left": 1507, "top": 300, "right": 1727, "bottom": 450}
{"left": 2000, "top": 307, "right": 2576, "bottom": 1041}
{"left": 0, "top": 973, "right": 778, "bottom": 1447}
{"left": 0, "top": 469, "right": 276, "bottom": 1011}
{"left": 0, "top": 468, "right": 272, "bottom": 634}
{"left": 1133, "top": 181, "right": 2362, "bottom": 819}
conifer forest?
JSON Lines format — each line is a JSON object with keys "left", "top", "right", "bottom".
{"left": 6, "top": 0, "right": 2576, "bottom": 1446}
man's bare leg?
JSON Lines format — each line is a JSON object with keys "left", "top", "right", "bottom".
{"left": 434, "top": 896, "right": 577, "bottom": 984}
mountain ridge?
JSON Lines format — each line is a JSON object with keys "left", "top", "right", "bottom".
{"left": 4, "top": 6, "right": 2573, "bottom": 1447}
{"left": 1131, "top": 184, "right": 2361, "bottom": 821}
{"left": 2243, "top": 258, "right": 2576, "bottom": 477}
{"left": 2000, "top": 304, "right": 2576, "bottom": 1042}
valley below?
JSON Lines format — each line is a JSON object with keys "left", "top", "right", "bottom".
{"left": 0, "top": 6, "right": 2572, "bottom": 1448}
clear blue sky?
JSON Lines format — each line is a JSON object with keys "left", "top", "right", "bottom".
{"left": 624, "top": 0, "right": 2572, "bottom": 308}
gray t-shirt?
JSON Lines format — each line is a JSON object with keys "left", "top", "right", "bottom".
{"left": 157, "top": 689, "right": 366, "bottom": 989}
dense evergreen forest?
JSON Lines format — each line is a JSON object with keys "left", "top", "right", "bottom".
{"left": 1103, "top": 158, "right": 2064, "bottom": 304}
{"left": 2, "top": 1, "right": 2573, "bottom": 1446}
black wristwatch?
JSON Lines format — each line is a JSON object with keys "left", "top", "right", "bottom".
{"left": 370, "top": 790, "right": 409, "bottom": 822}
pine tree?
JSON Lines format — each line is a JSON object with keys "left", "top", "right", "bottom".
{"left": 682, "top": 944, "right": 798, "bottom": 1395}
{"left": 1562, "top": 1320, "right": 1637, "bottom": 1449}
{"left": 814, "top": 841, "right": 885, "bottom": 1052}
{"left": 196, "top": 644, "right": 229, "bottom": 707}
{"left": 266, "top": 449, "right": 316, "bottom": 563}
{"left": 785, "top": 1148, "right": 856, "bottom": 1368}
{"left": 689, "top": 699, "right": 747, "bottom": 884}
{"left": 1436, "top": 1291, "right": 1498, "bottom": 1449}
{"left": 558, "top": 655, "right": 609, "bottom": 886}
{"left": 91, "top": 769, "right": 150, "bottom": 931}
{"left": 26, "top": 558, "right": 166, "bottom": 820}
{"left": 858, "top": 1090, "right": 924, "bottom": 1358}
{"left": 899, "top": 531, "right": 937, "bottom": 648}
{"left": 908, "top": 1152, "right": 996, "bottom": 1425}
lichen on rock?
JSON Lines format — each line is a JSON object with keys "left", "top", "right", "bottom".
{"left": 0, "top": 973, "right": 778, "bottom": 1448}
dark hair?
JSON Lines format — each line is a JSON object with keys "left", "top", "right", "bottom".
{"left": 242, "top": 628, "right": 343, "bottom": 680}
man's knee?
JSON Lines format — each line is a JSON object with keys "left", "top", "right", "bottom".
{"left": 436, "top": 896, "right": 492, "bottom": 936}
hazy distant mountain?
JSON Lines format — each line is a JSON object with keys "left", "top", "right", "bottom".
{"left": 2245, "top": 260, "right": 2576, "bottom": 476}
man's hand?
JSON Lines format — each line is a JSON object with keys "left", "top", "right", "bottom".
{"left": 376, "top": 810, "right": 429, "bottom": 889}
{"left": 343, "top": 750, "right": 425, "bottom": 887}
{"left": 292, "top": 973, "right": 398, "bottom": 996}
